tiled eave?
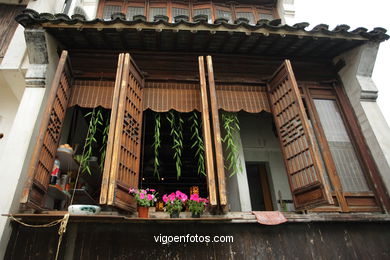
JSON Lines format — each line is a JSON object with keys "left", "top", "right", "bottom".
{"left": 16, "top": 10, "right": 389, "bottom": 59}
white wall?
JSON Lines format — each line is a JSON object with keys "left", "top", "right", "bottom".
{"left": 0, "top": 0, "right": 66, "bottom": 257}
{"left": 277, "top": 0, "right": 295, "bottom": 24}
{"left": 238, "top": 112, "right": 294, "bottom": 211}
{"left": 0, "top": 77, "right": 18, "bottom": 159}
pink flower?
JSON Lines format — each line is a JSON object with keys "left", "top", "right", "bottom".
{"left": 139, "top": 193, "right": 145, "bottom": 199}
{"left": 149, "top": 189, "right": 156, "bottom": 192}
{"left": 147, "top": 194, "right": 153, "bottom": 201}
{"left": 129, "top": 188, "right": 135, "bottom": 194}
{"left": 140, "top": 189, "right": 147, "bottom": 194}
{"left": 162, "top": 194, "right": 168, "bottom": 203}
{"left": 168, "top": 193, "right": 176, "bottom": 202}
{"left": 175, "top": 191, "right": 188, "bottom": 202}
{"left": 190, "top": 194, "right": 200, "bottom": 202}
{"left": 180, "top": 193, "right": 188, "bottom": 202}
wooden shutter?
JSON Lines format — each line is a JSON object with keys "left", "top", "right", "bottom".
{"left": 20, "top": 50, "right": 72, "bottom": 211}
{"left": 198, "top": 56, "right": 217, "bottom": 206}
{"left": 267, "top": 60, "right": 333, "bottom": 210}
{"left": 99, "top": 53, "right": 144, "bottom": 212}
{"left": 205, "top": 56, "right": 227, "bottom": 207}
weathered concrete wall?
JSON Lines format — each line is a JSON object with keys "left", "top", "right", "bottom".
{"left": 336, "top": 42, "right": 390, "bottom": 203}
{"left": 5, "top": 221, "right": 390, "bottom": 259}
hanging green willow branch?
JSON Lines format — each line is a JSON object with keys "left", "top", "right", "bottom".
{"left": 99, "top": 113, "right": 110, "bottom": 171}
{"left": 167, "top": 110, "right": 184, "bottom": 180}
{"left": 189, "top": 111, "right": 206, "bottom": 176}
{"left": 221, "top": 112, "right": 242, "bottom": 177}
{"left": 80, "top": 108, "right": 103, "bottom": 175}
{"left": 152, "top": 113, "right": 161, "bottom": 179}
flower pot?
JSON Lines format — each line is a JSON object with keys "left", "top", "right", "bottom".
{"left": 170, "top": 211, "right": 180, "bottom": 218}
{"left": 191, "top": 212, "right": 201, "bottom": 218}
{"left": 138, "top": 206, "right": 149, "bottom": 218}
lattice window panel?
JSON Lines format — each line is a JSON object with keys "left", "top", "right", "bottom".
{"left": 38, "top": 75, "right": 70, "bottom": 182}
{"left": 236, "top": 12, "right": 255, "bottom": 24}
{"left": 172, "top": 7, "right": 189, "bottom": 18}
{"left": 259, "top": 12, "right": 273, "bottom": 20}
{"left": 267, "top": 61, "right": 332, "bottom": 210}
{"left": 314, "top": 99, "right": 370, "bottom": 192}
{"left": 149, "top": 7, "right": 167, "bottom": 21}
{"left": 103, "top": 5, "right": 121, "bottom": 20}
{"left": 118, "top": 74, "right": 143, "bottom": 189}
{"left": 126, "top": 6, "right": 145, "bottom": 20}
{"left": 193, "top": 8, "right": 212, "bottom": 22}
{"left": 216, "top": 9, "right": 232, "bottom": 22}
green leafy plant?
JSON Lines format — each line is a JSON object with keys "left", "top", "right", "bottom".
{"left": 99, "top": 114, "right": 110, "bottom": 170}
{"left": 221, "top": 112, "right": 242, "bottom": 177}
{"left": 80, "top": 108, "right": 103, "bottom": 175}
{"left": 162, "top": 191, "right": 188, "bottom": 214}
{"left": 187, "top": 193, "right": 208, "bottom": 215}
{"left": 129, "top": 188, "right": 158, "bottom": 207}
{"left": 189, "top": 111, "right": 206, "bottom": 176}
{"left": 152, "top": 113, "right": 161, "bottom": 179}
{"left": 167, "top": 110, "right": 184, "bottom": 180}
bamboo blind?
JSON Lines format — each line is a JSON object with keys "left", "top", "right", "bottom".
{"left": 216, "top": 84, "right": 270, "bottom": 113}
{"left": 143, "top": 81, "right": 202, "bottom": 112}
{"left": 69, "top": 80, "right": 115, "bottom": 109}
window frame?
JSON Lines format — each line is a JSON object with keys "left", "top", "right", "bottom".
{"left": 213, "top": 4, "right": 234, "bottom": 23}
{"left": 234, "top": 7, "right": 256, "bottom": 24}
{"left": 192, "top": 3, "right": 213, "bottom": 23}
{"left": 171, "top": 2, "right": 190, "bottom": 22}
{"left": 301, "top": 83, "right": 383, "bottom": 212}
{"left": 125, "top": 3, "right": 147, "bottom": 21}
{"left": 97, "top": 0, "right": 278, "bottom": 24}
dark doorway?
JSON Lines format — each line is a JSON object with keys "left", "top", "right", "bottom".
{"left": 246, "top": 163, "right": 273, "bottom": 211}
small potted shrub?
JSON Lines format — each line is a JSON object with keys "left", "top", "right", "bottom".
{"left": 187, "top": 194, "right": 208, "bottom": 218}
{"left": 162, "top": 190, "right": 187, "bottom": 218}
{"left": 129, "top": 188, "right": 157, "bottom": 218}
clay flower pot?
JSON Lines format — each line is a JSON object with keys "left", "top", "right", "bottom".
{"left": 138, "top": 206, "right": 149, "bottom": 218}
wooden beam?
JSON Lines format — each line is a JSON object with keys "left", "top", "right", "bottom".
{"left": 100, "top": 53, "right": 124, "bottom": 205}
{"left": 206, "top": 55, "right": 227, "bottom": 207}
{"left": 198, "top": 56, "right": 217, "bottom": 206}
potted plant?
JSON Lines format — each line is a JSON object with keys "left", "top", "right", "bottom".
{"left": 162, "top": 190, "right": 187, "bottom": 218}
{"left": 187, "top": 194, "right": 208, "bottom": 218}
{"left": 129, "top": 188, "right": 158, "bottom": 218}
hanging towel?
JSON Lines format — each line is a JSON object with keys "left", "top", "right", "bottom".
{"left": 252, "top": 211, "right": 287, "bottom": 225}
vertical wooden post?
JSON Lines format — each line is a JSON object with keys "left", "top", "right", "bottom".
{"left": 198, "top": 56, "right": 217, "bottom": 206}
{"left": 206, "top": 55, "right": 227, "bottom": 207}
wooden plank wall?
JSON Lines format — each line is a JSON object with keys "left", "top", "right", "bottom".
{"left": 5, "top": 222, "right": 390, "bottom": 259}
{"left": 0, "top": 4, "right": 25, "bottom": 58}
{"left": 70, "top": 51, "right": 337, "bottom": 83}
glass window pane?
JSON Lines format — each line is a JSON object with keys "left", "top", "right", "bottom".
{"left": 236, "top": 12, "right": 255, "bottom": 24}
{"left": 103, "top": 5, "right": 121, "bottom": 20}
{"left": 193, "top": 8, "right": 212, "bottom": 22}
{"left": 314, "top": 99, "right": 370, "bottom": 192}
{"left": 216, "top": 9, "right": 232, "bottom": 23}
{"left": 126, "top": 6, "right": 145, "bottom": 20}
{"left": 172, "top": 7, "right": 189, "bottom": 17}
{"left": 149, "top": 7, "right": 167, "bottom": 21}
{"left": 259, "top": 12, "right": 274, "bottom": 20}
